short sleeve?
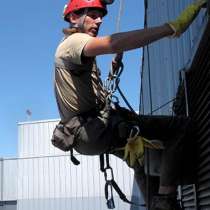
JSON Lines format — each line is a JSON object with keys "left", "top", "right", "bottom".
{"left": 56, "top": 33, "right": 93, "bottom": 65}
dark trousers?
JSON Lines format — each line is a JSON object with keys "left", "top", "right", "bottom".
{"left": 138, "top": 115, "right": 192, "bottom": 186}
{"left": 73, "top": 107, "right": 193, "bottom": 187}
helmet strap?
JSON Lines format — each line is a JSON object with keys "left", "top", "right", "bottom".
{"left": 71, "top": 8, "right": 89, "bottom": 32}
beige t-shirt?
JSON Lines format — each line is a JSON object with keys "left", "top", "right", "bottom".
{"left": 54, "top": 33, "right": 106, "bottom": 122}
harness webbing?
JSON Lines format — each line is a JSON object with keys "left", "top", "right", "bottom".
{"left": 100, "top": 153, "right": 143, "bottom": 209}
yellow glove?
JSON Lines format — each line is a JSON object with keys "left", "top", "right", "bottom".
{"left": 168, "top": 0, "right": 207, "bottom": 37}
{"left": 119, "top": 136, "right": 163, "bottom": 167}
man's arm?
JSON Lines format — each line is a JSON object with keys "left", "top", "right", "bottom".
{"left": 83, "top": 24, "right": 173, "bottom": 57}
{"left": 83, "top": 0, "right": 206, "bottom": 57}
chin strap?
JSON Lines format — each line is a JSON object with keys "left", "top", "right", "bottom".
{"left": 74, "top": 8, "right": 89, "bottom": 32}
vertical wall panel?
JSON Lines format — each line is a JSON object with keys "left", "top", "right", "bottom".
{"left": 141, "top": 0, "right": 208, "bottom": 115}
{"left": 0, "top": 158, "right": 17, "bottom": 209}
{"left": 183, "top": 26, "right": 210, "bottom": 209}
{"left": 0, "top": 159, "right": 2, "bottom": 202}
{"left": 3, "top": 160, "right": 17, "bottom": 201}
{"left": 142, "top": 0, "right": 210, "bottom": 209}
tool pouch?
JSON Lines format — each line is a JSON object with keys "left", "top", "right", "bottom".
{"left": 51, "top": 116, "right": 82, "bottom": 152}
{"left": 51, "top": 122, "right": 73, "bottom": 151}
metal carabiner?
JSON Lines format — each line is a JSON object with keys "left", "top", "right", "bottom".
{"left": 128, "top": 126, "right": 140, "bottom": 142}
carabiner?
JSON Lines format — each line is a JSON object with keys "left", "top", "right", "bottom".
{"left": 128, "top": 126, "right": 140, "bottom": 141}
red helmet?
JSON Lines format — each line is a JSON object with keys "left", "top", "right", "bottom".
{"left": 64, "top": 0, "right": 108, "bottom": 22}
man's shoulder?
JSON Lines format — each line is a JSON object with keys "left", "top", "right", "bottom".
{"left": 55, "top": 32, "right": 93, "bottom": 65}
{"left": 56, "top": 32, "right": 92, "bottom": 53}
{"left": 63, "top": 32, "right": 92, "bottom": 44}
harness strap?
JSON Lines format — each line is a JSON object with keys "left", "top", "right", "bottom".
{"left": 100, "top": 153, "right": 143, "bottom": 209}
{"left": 106, "top": 179, "right": 142, "bottom": 206}
{"left": 70, "top": 148, "right": 80, "bottom": 165}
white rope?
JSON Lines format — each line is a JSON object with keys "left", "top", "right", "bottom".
{"left": 115, "top": 0, "right": 125, "bottom": 32}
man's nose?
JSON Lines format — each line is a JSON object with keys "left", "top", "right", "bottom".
{"left": 95, "top": 17, "right": 102, "bottom": 24}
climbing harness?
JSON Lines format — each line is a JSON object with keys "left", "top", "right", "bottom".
{"left": 101, "top": 57, "right": 143, "bottom": 208}
{"left": 104, "top": 54, "right": 123, "bottom": 103}
{"left": 99, "top": 1, "right": 147, "bottom": 207}
{"left": 101, "top": 53, "right": 148, "bottom": 208}
{"left": 103, "top": 53, "right": 136, "bottom": 113}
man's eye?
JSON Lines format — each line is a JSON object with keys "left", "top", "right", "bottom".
{"left": 89, "top": 14, "right": 97, "bottom": 19}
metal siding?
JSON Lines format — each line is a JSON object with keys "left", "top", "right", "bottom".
{"left": 0, "top": 159, "right": 17, "bottom": 202}
{"left": 16, "top": 155, "right": 136, "bottom": 210}
{"left": 3, "top": 160, "right": 17, "bottom": 201}
{"left": 0, "top": 159, "right": 17, "bottom": 209}
{"left": 141, "top": 0, "right": 207, "bottom": 115}
{"left": 183, "top": 28, "right": 210, "bottom": 210}
{"left": 17, "top": 120, "right": 144, "bottom": 210}
{"left": 0, "top": 202, "right": 17, "bottom": 210}
{"left": 0, "top": 159, "right": 2, "bottom": 201}
{"left": 18, "top": 120, "right": 60, "bottom": 158}
{"left": 142, "top": 0, "right": 210, "bottom": 209}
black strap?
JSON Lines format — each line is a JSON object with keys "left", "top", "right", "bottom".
{"left": 70, "top": 148, "right": 80, "bottom": 165}
{"left": 105, "top": 181, "right": 115, "bottom": 209}
{"left": 100, "top": 153, "right": 105, "bottom": 172}
{"left": 106, "top": 179, "right": 141, "bottom": 206}
{"left": 100, "top": 153, "right": 144, "bottom": 209}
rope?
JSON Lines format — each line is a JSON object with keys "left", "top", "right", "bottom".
{"left": 113, "top": 0, "right": 124, "bottom": 63}
{"left": 149, "top": 98, "right": 176, "bottom": 115}
{"left": 115, "top": 0, "right": 124, "bottom": 32}
{"left": 116, "top": 86, "right": 136, "bottom": 113}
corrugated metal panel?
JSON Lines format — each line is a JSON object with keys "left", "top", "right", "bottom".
{"left": 0, "top": 159, "right": 17, "bottom": 202}
{"left": 141, "top": 0, "right": 208, "bottom": 115}
{"left": 18, "top": 119, "right": 60, "bottom": 157}
{"left": 16, "top": 155, "right": 136, "bottom": 210}
{"left": 142, "top": 0, "right": 210, "bottom": 209}
{"left": 180, "top": 23, "right": 210, "bottom": 210}
{"left": 0, "top": 201, "right": 17, "bottom": 210}
{"left": 17, "top": 120, "right": 143, "bottom": 210}
{"left": 2, "top": 160, "right": 17, "bottom": 201}
{"left": 0, "top": 159, "right": 2, "bottom": 201}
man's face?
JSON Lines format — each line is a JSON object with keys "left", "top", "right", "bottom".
{"left": 79, "top": 9, "right": 104, "bottom": 37}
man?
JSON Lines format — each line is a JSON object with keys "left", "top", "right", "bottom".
{"left": 53, "top": 0, "right": 206, "bottom": 209}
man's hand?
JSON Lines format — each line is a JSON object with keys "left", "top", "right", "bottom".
{"left": 167, "top": 0, "right": 207, "bottom": 37}
{"left": 108, "top": 53, "right": 123, "bottom": 79}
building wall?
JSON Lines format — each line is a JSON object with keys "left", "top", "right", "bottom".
{"left": 140, "top": 0, "right": 208, "bottom": 177}
{"left": 141, "top": 0, "right": 208, "bottom": 115}
{"left": 0, "top": 159, "right": 2, "bottom": 201}
{"left": 0, "top": 158, "right": 17, "bottom": 201}
{"left": 17, "top": 119, "right": 144, "bottom": 210}
{"left": 0, "top": 158, "right": 17, "bottom": 210}
{"left": 0, "top": 201, "right": 17, "bottom": 210}
{"left": 179, "top": 23, "right": 210, "bottom": 210}
{"left": 141, "top": 0, "right": 210, "bottom": 209}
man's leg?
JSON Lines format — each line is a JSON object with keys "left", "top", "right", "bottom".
{"left": 134, "top": 162, "right": 159, "bottom": 206}
{"left": 139, "top": 115, "right": 193, "bottom": 210}
{"left": 114, "top": 110, "right": 193, "bottom": 192}
{"left": 111, "top": 149, "right": 159, "bottom": 206}
{"left": 139, "top": 115, "right": 193, "bottom": 190}
{"left": 111, "top": 108, "right": 193, "bottom": 209}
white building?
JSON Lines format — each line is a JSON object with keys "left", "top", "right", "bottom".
{"left": 0, "top": 119, "right": 144, "bottom": 210}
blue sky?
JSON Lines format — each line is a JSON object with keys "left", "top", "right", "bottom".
{"left": 0, "top": 0, "right": 144, "bottom": 157}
